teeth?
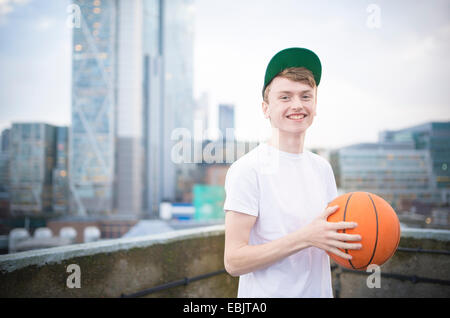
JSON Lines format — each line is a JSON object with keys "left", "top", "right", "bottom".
{"left": 288, "top": 114, "right": 305, "bottom": 119}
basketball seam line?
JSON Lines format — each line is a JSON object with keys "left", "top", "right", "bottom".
{"left": 365, "top": 193, "right": 379, "bottom": 269}
{"left": 342, "top": 193, "right": 355, "bottom": 270}
{"left": 385, "top": 213, "right": 401, "bottom": 262}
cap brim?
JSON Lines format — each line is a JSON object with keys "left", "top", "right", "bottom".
{"left": 263, "top": 47, "right": 322, "bottom": 98}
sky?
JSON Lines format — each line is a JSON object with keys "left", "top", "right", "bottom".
{"left": 0, "top": 0, "right": 449, "bottom": 149}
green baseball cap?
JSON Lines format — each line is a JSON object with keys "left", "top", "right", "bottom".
{"left": 262, "top": 47, "right": 322, "bottom": 98}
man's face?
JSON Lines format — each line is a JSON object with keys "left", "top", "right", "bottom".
{"left": 262, "top": 77, "right": 317, "bottom": 135}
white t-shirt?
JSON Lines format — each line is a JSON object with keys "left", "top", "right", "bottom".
{"left": 223, "top": 142, "right": 338, "bottom": 298}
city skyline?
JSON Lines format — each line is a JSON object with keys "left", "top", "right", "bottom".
{"left": 0, "top": 0, "right": 449, "bottom": 150}
{"left": 0, "top": 2, "right": 448, "bottom": 300}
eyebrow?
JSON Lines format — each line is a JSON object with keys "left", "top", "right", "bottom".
{"left": 275, "top": 90, "right": 314, "bottom": 95}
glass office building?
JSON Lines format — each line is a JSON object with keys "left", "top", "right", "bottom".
{"left": 115, "top": 0, "right": 147, "bottom": 217}
{"left": 339, "top": 142, "right": 434, "bottom": 211}
{"left": 380, "top": 122, "right": 450, "bottom": 195}
{"left": 52, "top": 127, "right": 69, "bottom": 214}
{"left": 143, "top": 0, "right": 164, "bottom": 217}
{"left": 70, "top": 0, "right": 117, "bottom": 215}
{"left": 162, "top": 0, "right": 195, "bottom": 206}
{"left": 0, "top": 129, "right": 10, "bottom": 193}
{"left": 9, "top": 124, "right": 56, "bottom": 215}
{"left": 338, "top": 121, "right": 450, "bottom": 211}
{"left": 70, "top": 0, "right": 194, "bottom": 217}
{"left": 218, "top": 104, "right": 235, "bottom": 141}
{"left": 0, "top": 129, "right": 11, "bottom": 217}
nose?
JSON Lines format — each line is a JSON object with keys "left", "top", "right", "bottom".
{"left": 290, "top": 96, "right": 304, "bottom": 110}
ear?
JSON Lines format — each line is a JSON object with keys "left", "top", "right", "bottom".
{"left": 313, "top": 88, "right": 318, "bottom": 116}
{"left": 262, "top": 101, "right": 270, "bottom": 119}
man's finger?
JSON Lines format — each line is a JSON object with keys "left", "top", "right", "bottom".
{"left": 330, "top": 232, "right": 362, "bottom": 242}
{"left": 327, "top": 247, "right": 352, "bottom": 260}
{"left": 331, "top": 240, "right": 362, "bottom": 251}
{"left": 328, "top": 221, "right": 358, "bottom": 231}
{"left": 322, "top": 205, "right": 339, "bottom": 218}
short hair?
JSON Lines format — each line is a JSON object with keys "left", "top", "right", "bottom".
{"left": 263, "top": 67, "right": 317, "bottom": 103}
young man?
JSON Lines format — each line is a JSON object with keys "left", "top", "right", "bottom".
{"left": 223, "top": 48, "right": 362, "bottom": 297}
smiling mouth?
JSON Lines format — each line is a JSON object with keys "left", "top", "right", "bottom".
{"left": 286, "top": 114, "right": 307, "bottom": 120}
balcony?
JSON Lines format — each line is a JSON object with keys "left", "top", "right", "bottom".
{"left": 0, "top": 225, "right": 449, "bottom": 298}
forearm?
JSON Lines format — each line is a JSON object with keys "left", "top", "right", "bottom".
{"left": 224, "top": 206, "right": 361, "bottom": 277}
{"left": 225, "top": 228, "right": 311, "bottom": 277}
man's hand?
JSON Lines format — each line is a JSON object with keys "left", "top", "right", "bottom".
{"left": 301, "top": 205, "right": 362, "bottom": 259}
{"left": 224, "top": 206, "right": 362, "bottom": 277}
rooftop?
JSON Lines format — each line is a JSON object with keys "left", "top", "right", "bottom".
{"left": 0, "top": 225, "right": 449, "bottom": 298}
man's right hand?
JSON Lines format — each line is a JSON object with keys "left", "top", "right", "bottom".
{"left": 301, "top": 205, "right": 362, "bottom": 259}
{"left": 224, "top": 206, "right": 362, "bottom": 277}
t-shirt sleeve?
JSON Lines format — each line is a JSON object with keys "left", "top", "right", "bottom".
{"left": 223, "top": 160, "right": 259, "bottom": 217}
{"left": 325, "top": 162, "right": 338, "bottom": 204}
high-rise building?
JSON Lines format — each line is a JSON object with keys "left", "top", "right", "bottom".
{"left": 70, "top": 0, "right": 195, "bottom": 218}
{"left": 52, "top": 127, "right": 69, "bottom": 214}
{"left": 9, "top": 123, "right": 57, "bottom": 215}
{"left": 218, "top": 104, "right": 235, "bottom": 141}
{"left": 115, "top": 0, "right": 146, "bottom": 217}
{"left": 338, "top": 142, "right": 433, "bottom": 211}
{"left": 0, "top": 129, "right": 10, "bottom": 193}
{"left": 161, "top": 0, "right": 196, "bottom": 206}
{"left": 194, "top": 92, "right": 210, "bottom": 142}
{"left": 336, "top": 121, "right": 450, "bottom": 211}
{"left": 1, "top": 129, "right": 10, "bottom": 153}
{"left": 144, "top": 0, "right": 165, "bottom": 217}
{"left": 380, "top": 122, "right": 450, "bottom": 197}
{"left": 70, "top": 0, "right": 117, "bottom": 215}
{"left": 0, "top": 128, "right": 10, "bottom": 217}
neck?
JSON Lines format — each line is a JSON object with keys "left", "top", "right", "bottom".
{"left": 266, "top": 128, "right": 306, "bottom": 154}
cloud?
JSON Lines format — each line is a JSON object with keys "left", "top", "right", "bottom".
{"left": 400, "top": 23, "right": 450, "bottom": 64}
{"left": 0, "top": 0, "right": 31, "bottom": 24}
{"left": 36, "top": 16, "right": 56, "bottom": 31}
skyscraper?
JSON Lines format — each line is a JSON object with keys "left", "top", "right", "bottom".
{"left": 70, "top": 0, "right": 195, "bottom": 217}
{"left": 70, "top": 0, "right": 117, "bottom": 215}
{"left": 52, "top": 127, "right": 69, "bottom": 214}
{"left": 143, "top": 0, "right": 164, "bottom": 217}
{"left": 0, "top": 129, "right": 11, "bottom": 217}
{"left": 115, "top": 0, "right": 145, "bottom": 216}
{"left": 161, "top": 0, "right": 195, "bottom": 206}
{"left": 338, "top": 142, "right": 433, "bottom": 211}
{"left": 337, "top": 121, "right": 450, "bottom": 211}
{"left": 218, "top": 103, "right": 235, "bottom": 141}
{"left": 194, "top": 92, "right": 210, "bottom": 142}
{"left": 9, "top": 123, "right": 57, "bottom": 215}
{"left": 379, "top": 121, "right": 450, "bottom": 203}
{"left": 0, "top": 129, "right": 10, "bottom": 193}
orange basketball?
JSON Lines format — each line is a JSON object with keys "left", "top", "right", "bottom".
{"left": 327, "top": 192, "right": 401, "bottom": 271}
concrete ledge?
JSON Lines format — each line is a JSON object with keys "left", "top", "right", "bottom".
{"left": 333, "top": 227, "right": 450, "bottom": 298}
{"left": 0, "top": 224, "right": 236, "bottom": 298}
{"left": 0, "top": 225, "right": 225, "bottom": 274}
{"left": 400, "top": 228, "right": 450, "bottom": 241}
{"left": 1, "top": 224, "right": 449, "bottom": 298}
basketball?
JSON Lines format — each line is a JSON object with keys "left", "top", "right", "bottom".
{"left": 326, "top": 192, "right": 401, "bottom": 271}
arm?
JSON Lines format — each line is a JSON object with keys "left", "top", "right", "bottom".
{"left": 224, "top": 205, "right": 362, "bottom": 277}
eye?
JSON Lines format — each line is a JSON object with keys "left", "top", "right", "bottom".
{"left": 302, "top": 95, "right": 312, "bottom": 100}
{"left": 280, "top": 96, "right": 290, "bottom": 100}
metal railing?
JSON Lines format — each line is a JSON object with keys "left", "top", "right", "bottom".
{"left": 339, "top": 267, "right": 450, "bottom": 286}
{"left": 121, "top": 269, "right": 227, "bottom": 298}
{"left": 332, "top": 246, "right": 450, "bottom": 289}
{"left": 120, "top": 247, "right": 450, "bottom": 298}
{"left": 396, "top": 247, "right": 450, "bottom": 255}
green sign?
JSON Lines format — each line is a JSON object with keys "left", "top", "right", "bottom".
{"left": 193, "top": 184, "right": 225, "bottom": 220}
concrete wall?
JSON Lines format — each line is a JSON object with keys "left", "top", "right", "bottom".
{"left": 0, "top": 225, "right": 238, "bottom": 298}
{"left": 331, "top": 228, "right": 450, "bottom": 298}
{"left": 0, "top": 225, "right": 449, "bottom": 298}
